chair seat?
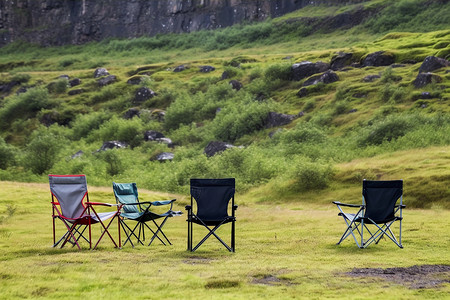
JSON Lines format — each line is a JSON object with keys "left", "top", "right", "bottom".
{"left": 338, "top": 212, "right": 400, "bottom": 224}
{"left": 189, "top": 216, "right": 235, "bottom": 226}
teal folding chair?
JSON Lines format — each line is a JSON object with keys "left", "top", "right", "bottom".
{"left": 113, "top": 182, "right": 181, "bottom": 247}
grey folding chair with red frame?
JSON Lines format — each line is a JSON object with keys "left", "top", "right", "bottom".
{"left": 333, "top": 179, "right": 405, "bottom": 248}
{"left": 50, "top": 174, "right": 122, "bottom": 250}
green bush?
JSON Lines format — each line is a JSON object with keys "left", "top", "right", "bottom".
{"left": 211, "top": 96, "right": 272, "bottom": 142}
{"left": 358, "top": 115, "right": 416, "bottom": 146}
{"left": 23, "top": 127, "right": 64, "bottom": 175}
{"left": 291, "top": 160, "right": 334, "bottom": 192}
{"left": 71, "top": 111, "right": 112, "bottom": 140}
{"left": 0, "top": 86, "right": 49, "bottom": 129}
{"left": 47, "top": 78, "right": 69, "bottom": 94}
{"left": 0, "top": 138, "right": 16, "bottom": 169}
{"left": 100, "top": 150, "right": 124, "bottom": 176}
{"left": 89, "top": 116, "right": 144, "bottom": 148}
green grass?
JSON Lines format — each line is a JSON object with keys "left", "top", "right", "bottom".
{"left": 0, "top": 181, "right": 449, "bottom": 299}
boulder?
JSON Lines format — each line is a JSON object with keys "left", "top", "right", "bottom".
{"left": 199, "top": 65, "right": 215, "bottom": 73}
{"left": 16, "top": 86, "right": 28, "bottom": 95}
{"left": 229, "top": 80, "right": 243, "bottom": 91}
{"left": 419, "top": 92, "right": 432, "bottom": 99}
{"left": 291, "top": 61, "right": 330, "bottom": 81}
{"left": 124, "top": 108, "right": 140, "bottom": 119}
{"left": 303, "top": 70, "right": 339, "bottom": 86}
{"left": 362, "top": 51, "right": 395, "bottom": 67}
{"left": 330, "top": 52, "right": 353, "bottom": 70}
{"left": 144, "top": 130, "right": 165, "bottom": 141}
{"left": 97, "top": 141, "right": 128, "bottom": 152}
{"left": 413, "top": 73, "right": 442, "bottom": 88}
{"left": 127, "top": 76, "right": 142, "bottom": 85}
{"left": 204, "top": 141, "right": 234, "bottom": 157}
{"left": 69, "top": 78, "right": 81, "bottom": 87}
{"left": 94, "top": 68, "right": 109, "bottom": 78}
{"left": 59, "top": 75, "right": 70, "bottom": 80}
{"left": 71, "top": 150, "right": 84, "bottom": 159}
{"left": 98, "top": 75, "right": 117, "bottom": 87}
{"left": 221, "top": 71, "right": 230, "bottom": 80}
{"left": 297, "top": 87, "right": 308, "bottom": 98}
{"left": 0, "top": 81, "right": 20, "bottom": 94}
{"left": 265, "top": 112, "right": 297, "bottom": 128}
{"left": 134, "top": 87, "right": 156, "bottom": 103}
{"left": 173, "top": 65, "right": 187, "bottom": 72}
{"left": 68, "top": 88, "right": 85, "bottom": 95}
{"left": 363, "top": 75, "right": 381, "bottom": 82}
{"left": 418, "top": 56, "right": 449, "bottom": 73}
{"left": 153, "top": 152, "right": 174, "bottom": 162}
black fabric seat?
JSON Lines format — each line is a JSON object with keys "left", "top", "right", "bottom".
{"left": 186, "top": 178, "right": 237, "bottom": 252}
{"left": 333, "top": 180, "right": 405, "bottom": 248}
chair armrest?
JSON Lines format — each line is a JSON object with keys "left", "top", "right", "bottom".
{"left": 185, "top": 205, "right": 192, "bottom": 211}
{"left": 233, "top": 205, "right": 238, "bottom": 210}
{"left": 395, "top": 204, "right": 406, "bottom": 208}
{"left": 88, "top": 202, "right": 118, "bottom": 207}
{"left": 332, "top": 201, "right": 364, "bottom": 208}
{"left": 151, "top": 199, "right": 176, "bottom": 206}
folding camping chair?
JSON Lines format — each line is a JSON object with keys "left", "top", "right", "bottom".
{"left": 112, "top": 182, "right": 180, "bottom": 247}
{"left": 186, "top": 178, "right": 237, "bottom": 252}
{"left": 333, "top": 179, "right": 405, "bottom": 248}
{"left": 50, "top": 174, "right": 121, "bottom": 250}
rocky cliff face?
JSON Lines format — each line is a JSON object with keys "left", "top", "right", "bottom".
{"left": 0, "top": 0, "right": 366, "bottom": 47}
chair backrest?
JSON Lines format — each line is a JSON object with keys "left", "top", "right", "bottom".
{"left": 112, "top": 182, "right": 140, "bottom": 214}
{"left": 49, "top": 174, "right": 88, "bottom": 219}
{"left": 190, "top": 178, "right": 235, "bottom": 221}
{"left": 362, "top": 180, "right": 403, "bottom": 222}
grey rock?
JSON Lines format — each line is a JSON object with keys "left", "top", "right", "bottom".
{"left": 68, "top": 88, "right": 85, "bottom": 95}
{"left": 418, "top": 56, "right": 449, "bottom": 73}
{"left": 98, "top": 75, "right": 117, "bottom": 87}
{"left": 199, "top": 65, "right": 215, "bottom": 73}
{"left": 265, "top": 112, "right": 297, "bottom": 128}
{"left": 94, "top": 68, "right": 109, "bottom": 78}
{"left": 204, "top": 141, "right": 234, "bottom": 157}
{"left": 69, "top": 78, "right": 81, "bottom": 87}
{"left": 134, "top": 87, "right": 156, "bottom": 103}
{"left": 173, "top": 65, "right": 187, "bottom": 72}
{"left": 413, "top": 73, "right": 442, "bottom": 88}
{"left": 291, "top": 61, "right": 330, "bottom": 81}
{"left": 330, "top": 52, "right": 353, "bottom": 70}
{"left": 362, "top": 51, "right": 395, "bottom": 67}
{"left": 229, "top": 80, "right": 243, "bottom": 91}
{"left": 297, "top": 88, "right": 308, "bottom": 98}
{"left": 154, "top": 152, "right": 174, "bottom": 162}
{"left": 303, "top": 70, "right": 339, "bottom": 86}
{"left": 363, "top": 75, "right": 381, "bottom": 82}
{"left": 124, "top": 108, "right": 140, "bottom": 119}
{"left": 71, "top": 150, "right": 84, "bottom": 159}
{"left": 144, "top": 130, "right": 165, "bottom": 141}
{"left": 98, "top": 141, "right": 128, "bottom": 152}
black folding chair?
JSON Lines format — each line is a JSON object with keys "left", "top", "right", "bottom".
{"left": 186, "top": 178, "right": 237, "bottom": 252}
{"left": 333, "top": 180, "right": 405, "bottom": 248}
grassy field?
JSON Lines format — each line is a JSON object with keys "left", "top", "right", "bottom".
{"left": 0, "top": 180, "right": 449, "bottom": 299}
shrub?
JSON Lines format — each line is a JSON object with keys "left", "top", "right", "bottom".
{"left": 211, "top": 96, "right": 272, "bottom": 142}
{"left": 23, "top": 128, "right": 64, "bottom": 174}
{"left": 0, "top": 138, "right": 16, "bottom": 169}
{"left": 100, "top": 150, "right": 124, "bottom": 176}
{"left": 89, "top": 116, "right": 144, "bottom": 148}
{"left": 47, "top": 78, "right": 69, "bottom": 94}
{"left": 0, "top": 86, "right": 49, "bottom": 129}
{"left": 291, "top": 160, "right": 334, "bottom": 192}
{"left": 71, "top": 111, "right": 112, "bottom": 140}
{"left": 358, "top": 115, "right": 416, "bottom": 146}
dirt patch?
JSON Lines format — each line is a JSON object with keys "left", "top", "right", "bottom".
{"left": 251, "top": 274, "right": 293, "bottom": 286}
{"left": 346, "top": 264, "right": 450, "bottom": 289}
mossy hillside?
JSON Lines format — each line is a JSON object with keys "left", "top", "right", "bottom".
{"left": 0, "top": 0, "right": 449, "bottom": 209}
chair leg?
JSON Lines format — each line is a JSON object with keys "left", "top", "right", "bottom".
{"left": 231, "top": 220, "right": 235, "bottom": 252}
